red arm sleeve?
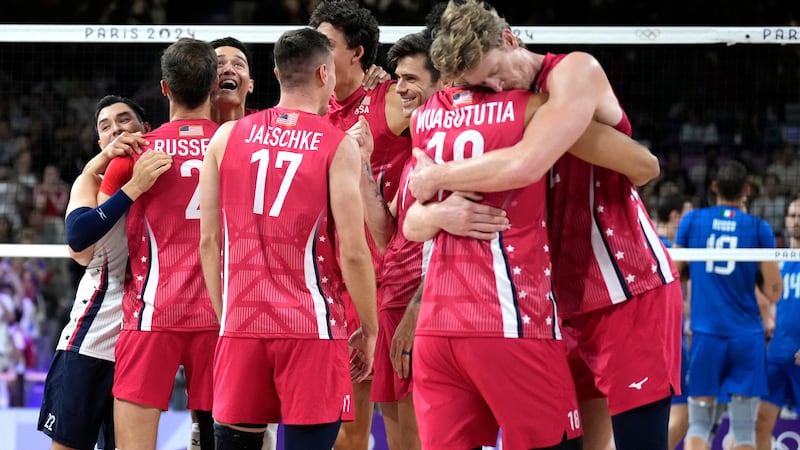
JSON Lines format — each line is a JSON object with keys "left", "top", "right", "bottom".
{"left": 99, "top": 156, "right": 135, "bottom": 196}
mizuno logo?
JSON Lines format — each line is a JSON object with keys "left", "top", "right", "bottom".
{"left": 628, "top": 377, "right": 649, "bottom": 390}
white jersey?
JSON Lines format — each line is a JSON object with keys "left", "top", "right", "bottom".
{"left": 56, "top": 216, "right": 128, "bottom": 361}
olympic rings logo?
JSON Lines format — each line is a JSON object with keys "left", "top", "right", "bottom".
{"left": 635, "top": 28, "right": 661, "bottom": 40}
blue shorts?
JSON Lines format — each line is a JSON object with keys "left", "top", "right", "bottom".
{"left": 37, "top": 350, "right": 115, "bottom": 450}
{"left": 688, "top": 331, "right": 767, "bottom": 398}
{"left": 672, "top": 335, "right": 690, "bottom": 405}
{"left": 762, "top": 359, "right": 800, "bottom": 408}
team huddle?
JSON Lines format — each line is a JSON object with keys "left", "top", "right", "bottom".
{"left": 38, "top": 0, "right": 791, "bottom": 449}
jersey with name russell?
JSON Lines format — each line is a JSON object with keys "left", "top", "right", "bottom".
{"left": 769, "top": 260, "right": 800, "bottom": 361}
{"left": 538, "top": 53, "right": 677, "bottom": 319}
{"left": 218, "top": 108, "right": 350, "bottom": 339}
{"left": 56, "top": 217, "right": 127, "bottom": 361}
{"left": 675, "top": 206, "right": 776, "bottom": 336}
{"left": 411, "top": 87, "right": 558, "bottom": 339}
{"left": 100, "top": 119, "right": 220, "bottom": 332}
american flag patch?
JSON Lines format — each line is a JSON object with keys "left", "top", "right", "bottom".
{"left": 360, "top": 96, "right": 371, "bottom": 106}
{"left": 179, "top": 124, "right": 204, "bottom": 136}
{"left": 276, "top": 112, "right": 299, "bottom": 126}
{"left": 451, "top": 89, "right": 473, "bottom": 106}
{"left": 722, "top": 209, "right": 736, "bottom": 218}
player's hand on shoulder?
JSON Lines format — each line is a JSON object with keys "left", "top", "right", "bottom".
{"left": 363, "top": 64, "right": 390, "bottom": 90}
{"left": 130, "top": 150, "right": 173, "bottom": 192}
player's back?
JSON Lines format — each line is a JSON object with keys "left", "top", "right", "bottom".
{"left": 218, "top": 108, "right": 350, "bottom": 340}
{"left": 123, "top": 119, "right": 220, "bottom": 332}
{"left": 411, "top": 87, "right": 557, "bottom": 340}
{"left": 676, "top": 205, "right": 775, "bottom": 335}
{"left": 536, "top": 52, "right": 676, "bottom": 317}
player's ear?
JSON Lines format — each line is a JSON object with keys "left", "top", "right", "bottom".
{"left": 352, "top": 45, "right": 364, "bottom": 65}
{"left": 143, "top": 122, "right": 152, "bottom": 133}
{"left": 160, "top": 80, "right": 170, "bottom": 97}
{"left": 248, "top": 78, "right": 254, "bottom": 94}
{"left": 319, "top": 63, "right": 329, "bottom": 86}
{"left": 501, "top": 28, "right": 519, "bottom": 49}
{"left": 273, "top": 67, "right": 280, "bottom": 83}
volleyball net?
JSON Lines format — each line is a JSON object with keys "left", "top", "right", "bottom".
{"left": 0, "top": 25, "right": 799, "bottom": 264}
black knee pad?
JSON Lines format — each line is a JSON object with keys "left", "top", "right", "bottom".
{"left": 194, "top": 410, "right": 214, "bottom": 450}
{"left": 214, "top": 423, "right": 265, "bottom": 450}
{"left": 612, "top": 396, "right": 672, "bottom": 450}
{"left": 283, "top": 421, "right": 341, "bottom": 450}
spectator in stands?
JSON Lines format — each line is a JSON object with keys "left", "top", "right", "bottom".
{"left": 0, "top": 215, "right": 15, "bottom": 243}
{"left": 32, "top": 164, "right": 69, "bottom": 244}
{"left": 750, "top": 173, "right": 787, "bottom": 241}
{"left": 766, "top": 145, "right": 800, "bottom": 198}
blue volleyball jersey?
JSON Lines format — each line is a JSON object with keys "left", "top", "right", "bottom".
{"left": 675, "top": 206, "right": 776, "bottom": 336}
{"left": 769, "top": 261, "right": 800, "bottom": 361}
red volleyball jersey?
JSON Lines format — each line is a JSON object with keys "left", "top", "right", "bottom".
{"left": 100, "top": 119, "right": 220, "bottom": 332}
{"left": 410, "top": 87, "right": 559, "bottom": 339}
{"left": 217, "top": 108, "right": 350, "bottom": 339}
{"left": 536, "top": 53, "right": 677, "bottom": 318}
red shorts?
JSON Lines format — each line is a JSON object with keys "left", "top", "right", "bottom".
{"left": 213, "top": 337, "right": 349, "bottom": 425}
{"left": 113, "top": 329, "right": 216, "bottom": 411}
{"left": 370, "top": 307, "right": 412, "bottom": 403}
{"left": 562, "top": 281, "right": 683, "bottom": 415}
{"left": 413, "top": 336, "right": 582, "bottom": 450}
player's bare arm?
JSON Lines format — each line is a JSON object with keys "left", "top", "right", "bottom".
{"left": 403, "top": 191, "right": 509, "bottom": 243}
{"left": 330, "top": 134, "right": 378, "bottom": 381}
{"left": 409, "top": 52, "right": 623, "bottom": 202}
{"left": 566, "top": 121, "right": 660, "bottom": 186}
{"left": 758, "top": 260, "right": 783, "bottom": 304}
{"left": 348, "top": 115, "right": 396, "bottom": 251}
{"left": 390, "top": 282, "right": 422, "bottom": 379}
{"left": 199, "top": 121, "right": 234, "bottom": 321}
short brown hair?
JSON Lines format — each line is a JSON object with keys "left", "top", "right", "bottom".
{"left": 274, "top": 28, "right": 332, "bottom": 89}
{"left": 429, "top": 0, "right": 508, "bottom": 78}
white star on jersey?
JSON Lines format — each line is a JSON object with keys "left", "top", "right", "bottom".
{"left": 513, "top": 266, "right": 522, "bottom": 275}
{"left": 321, "top": 276, "right": 328, "bottom": 284}
{"left": 606, "top": 228, "right": 614, "bottom": 237}
{"left": 615, "top": 251, "right": 624, "bottom": 260}
{"left": 544, "top": 268, "right": 551, "bottom": 276}
{"left": 626, "top": 274, "right": 636, "bottom": 283}
{"left": 543, "top": 244, "right": 549, "bottom": 252}
{"left": 133, "top": 310, "right": 139, "bottom": 318}
{"left": 597, "top": 205, "right": 605, "bottom": 213}
{"left": 327, "top": 297, "right": 334, "bottom": 304}
{"left": 318, "top": 256, "right": 325, "bottom": 262}
{"left": 140, "top": 256, "right": 147, "bottom": 263}
{"left": 522, "top": 315, "right": 531, "bottom": 324}
{"left": 330, "top": 318, "right": 336, "bottom": 326}
{"left": 519, "top": 291, "right": 528, "bottom": 298}
{"left": 137, "top": 275, "right": 144, "bottom": 281}
{"left": 319, "top": 236, "right": 326, "bottom": 242}
{"left": 506, "top": 245, "right": 515, "bottom": 252}
{"left": 545, "top": 316, "right": 552, "bottom": 325}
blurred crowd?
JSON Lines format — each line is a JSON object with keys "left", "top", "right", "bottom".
{"left": 0, "top": 0, "right": 798, "bottom": 407}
